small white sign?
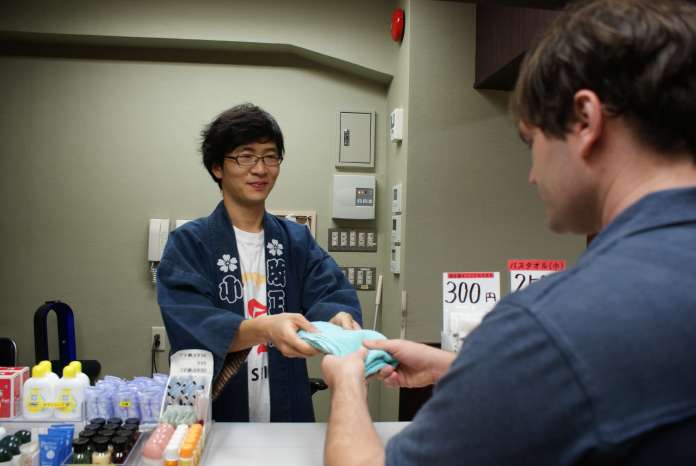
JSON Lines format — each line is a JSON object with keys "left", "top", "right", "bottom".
{"left": 508, "top": 259, "right": 566, "bottom": 293}
{"left": 442, "top": 272, "right": 500, "bottom": 350}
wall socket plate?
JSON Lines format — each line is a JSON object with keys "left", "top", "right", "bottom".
{"left": 151, "top": 326, "right": 169, "bottom": 351}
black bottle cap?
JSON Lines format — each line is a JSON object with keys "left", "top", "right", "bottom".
{"left": 0, "top": 447, "right": 12, "bottom": 462}
{"left": 89, "top": 418, "right": 106, "bottom": 426}
{"left": 111, "top": 437, "right": 127, "bottom": 452}
{"left": 13, "top": 430, "right": 31, "bottom": 445}
{"left": 120, "top": 424, "right": 138, "bottom": 432}
{"left": 5, "top": 440, "right": 19, "bottom": 456}
{"left": 124, "top": 418, "right": 140, "bottom": 426}
{"left": 84, "top": 424, "right": 102, "bottom": 432}
{"left": 97, "top": 429, "right": 116, "bottom": 438}
{"left": 72, "top": 438, "right": 90, "bottom": 453}
{"left": 92, "top": 437, "right": 109, "bottom": 453}
{"left": 107, "top": 417, "right": 123, "bottom": 427}
{"left": 79, "top": 431, "right": 96, "bottom": 440}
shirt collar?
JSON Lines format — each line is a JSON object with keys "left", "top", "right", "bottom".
{"left": 585, "top": 186, "right": 696, "bottom": 256}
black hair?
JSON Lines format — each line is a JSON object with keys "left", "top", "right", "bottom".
{"left": 200, "top": 103, "right": 285, "bottom": 187}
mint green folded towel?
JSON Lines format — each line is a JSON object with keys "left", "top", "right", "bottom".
{"left": 298, "top": 321, "right": 398, "bottom": 377}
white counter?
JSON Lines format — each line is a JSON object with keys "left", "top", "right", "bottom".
{"left": 202, "top": 422, "right": 408, "bottom": 466}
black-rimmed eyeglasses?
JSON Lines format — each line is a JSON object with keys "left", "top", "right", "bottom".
{"left": 224, "top": 154, "right": 283, "bottom": 167}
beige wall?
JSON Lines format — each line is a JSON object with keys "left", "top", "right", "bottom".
{"left": 0, "top": 0, "right": 396, "bottom": 78}
{"left": 402, "top": 0, "right": 585, "bottom": 342}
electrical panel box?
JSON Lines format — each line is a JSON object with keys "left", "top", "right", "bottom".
{"left": 337, "top": 110, "right": 375, "bottom": 169}
{"left": 390, "top": 108, "right": 404, "bottom": 142}
{"left": 340, "top": 266, "right": 377, "bottom": 290}
{"left": 328, "top": 228, "right": 377, "bottom": 252}
{"left": 332, "top": 174, "right": 376, "bottom": 220}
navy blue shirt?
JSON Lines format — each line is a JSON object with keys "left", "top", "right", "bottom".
{"left": 386, "top": 188, "right": 696, "bottom": 465}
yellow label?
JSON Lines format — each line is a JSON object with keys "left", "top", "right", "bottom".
{"left": 24, "top": 387, "right": 45, "bottom": 413}
{"left": 55, "top": 388, "right": 76, "bottom": 413}
{"left": 119, "top": 400, "right": 131, "bottom": 408}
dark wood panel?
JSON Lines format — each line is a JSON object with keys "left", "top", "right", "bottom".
{"left": 474, "top": 4, "right": 558, "bottom": 90}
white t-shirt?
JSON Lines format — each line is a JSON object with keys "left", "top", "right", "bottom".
{"left": 234, "top": 226, "right": 270, "bottom": 422}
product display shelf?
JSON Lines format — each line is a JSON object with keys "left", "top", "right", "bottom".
{"left": 0, "top": 414, "right": 87, "bottom": 435}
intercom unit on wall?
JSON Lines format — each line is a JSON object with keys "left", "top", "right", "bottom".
{"left": 332, "top": 174, "right": 376, "bottom": 220}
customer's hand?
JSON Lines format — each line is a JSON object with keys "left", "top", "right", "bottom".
{"left": 363, "top": 339, "right": 456, "bottom": 389}
{"left": 321, "top": 347, "right": 369, "bottom": 391}
{"left": 329, "top": 311, "right": 361, "bottom": 330}
{"left": 259, "top": 314, "right": 319, "bottom": 358}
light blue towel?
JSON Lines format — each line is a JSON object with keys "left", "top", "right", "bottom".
{"left": 298, "top": 321, "right": 398, "bottom": 377}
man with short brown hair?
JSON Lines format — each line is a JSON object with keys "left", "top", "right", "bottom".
{"left": 322, "top": 1, "right": 696, "bottom": 464}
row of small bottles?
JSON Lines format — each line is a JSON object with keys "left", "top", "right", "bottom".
{"left": 23, "top": 361, "right": 90, "bottom": 420}
{"left": 0, "top": 428, "right": 37, "bottom": 466}
{"left": 71, "top": 417, "right": 140, "bottom": 465}
{"left": 142, "top": 422, "right": 204, "bottom": 466}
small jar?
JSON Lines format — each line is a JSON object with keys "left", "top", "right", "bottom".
{"left": 97, "top": 429, "right": 116, "bottom": 439}
{"left": 113, "top": 435, "right": 132, "bottom": 453}
{"left": 90, "top": 417, "right": 107, "bottom": 427}
{"left": 124, "top": 418, "right": 140, "bottom": 427}
{"left": 71, "top": 438, "right": 91, "bottom": 465}
{"left": 111, "top": 437, "right": 128, "bottom": 464}
{"left": 107, "top": 417, "right": 123, "bottom": 428}
{"left": 91, "top": 438, "right": 111, "bottom": 465}
{"left": 78, "top": 430, "right": 96, "bottom": 441}
{"left": 84, "top": 423, "right": 102, "bottom": 433}
{"left": 115, "top": 429, "right": 135, "bottom": 446}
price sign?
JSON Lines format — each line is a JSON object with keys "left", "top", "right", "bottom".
{"left": 442, "top": 272, "right": 500, "bottom": 335}
{"left": 508, "top": 259, "right": 566, "bottom": 293}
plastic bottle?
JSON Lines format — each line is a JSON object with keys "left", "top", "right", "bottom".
{"left": 70, "top": 438, "right": 91, "bottom": 465}
{"left": 111, "top": 437, "right": 128, "bottom": 464}
{"left": 91, "top": 437, "right": 111, "bottom": 465}
{"left": 5, "top": 438, "right": 20, "bottom": 466}
{"left": 178, "top": 444, "right": 193, "bottom": 466}
{"left": 68, "top": 361, "right": 90, "bottom": 388}
{"left": 37, "top": 361, "right": 59, "bottom": 384}
{"left": 54, "top": 365, "right": 84, "bottom": 420}
{"left": 22, "top": 365, "right": 53, "bottom": 419}
{"left": 142, "top": 423, "right": 174, "bottom": 466}
{"left": 0, "top": 447, "right": 13, "bottom": 466}
{"left": 18, "top": 429, "right": 38, "bottom": 466}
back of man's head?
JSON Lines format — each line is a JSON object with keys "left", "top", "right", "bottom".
{"left": 511, "top": 0, "right": 696, "bottom": 160}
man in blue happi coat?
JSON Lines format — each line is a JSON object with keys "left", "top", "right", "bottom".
{"left": 157, "top": 103, "right": 362, "bottom": 422}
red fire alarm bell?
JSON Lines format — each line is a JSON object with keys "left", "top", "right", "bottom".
{"left": 391, "top": 8, "right": 405, "bottom": 42}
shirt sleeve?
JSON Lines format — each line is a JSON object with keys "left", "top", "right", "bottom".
{"left": 385, "top": 303, "right": 597, "bottom": 466}
{"left": 298, "top": 228, "right": 362, "bottom": 326}
{"left": 157, "top": 229, "right": 244, "bottom": 378}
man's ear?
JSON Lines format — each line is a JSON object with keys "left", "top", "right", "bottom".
{"left": 571, "top": 90, "right": 603, "bottom": 160}
{"left": 212, "top": 163, "right": 223, "bottom": 182}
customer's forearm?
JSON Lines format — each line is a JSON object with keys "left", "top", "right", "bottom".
{"left": 325, "top": 381, "right": 384, "bottom": 466}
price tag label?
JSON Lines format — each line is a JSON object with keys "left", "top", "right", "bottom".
{"left": 508, "top": 259, "right": 566, "bottom": 293}
{"left": 442, "top": 272, "right": 500, "bottom": 335}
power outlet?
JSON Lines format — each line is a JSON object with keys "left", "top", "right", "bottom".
{"left": 151, "top": 326, "right": 169, "bottom": 352}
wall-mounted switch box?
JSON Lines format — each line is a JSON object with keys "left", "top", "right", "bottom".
{"left": 390, "top": 108, "right": 403, "bottom": 142}
{"left": 340, "top": 266, "right": 377, "bottom": 290}
{"left": 332, "top": 174, "right": 376, "bottom": 219}
{"left": 392, "top": 183, "right": 403, "bottom": 214}
{"left": 391, "top": 215, "right": 402, "bottom": 244}
{"left": 329, "top": 228, "right": 377, "bottom": 252}
{"left": 337, "top": 110, "right": 376, "bottom": 169}
{"left": 390, "top": 244, "right": 401, "bottom": 274}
